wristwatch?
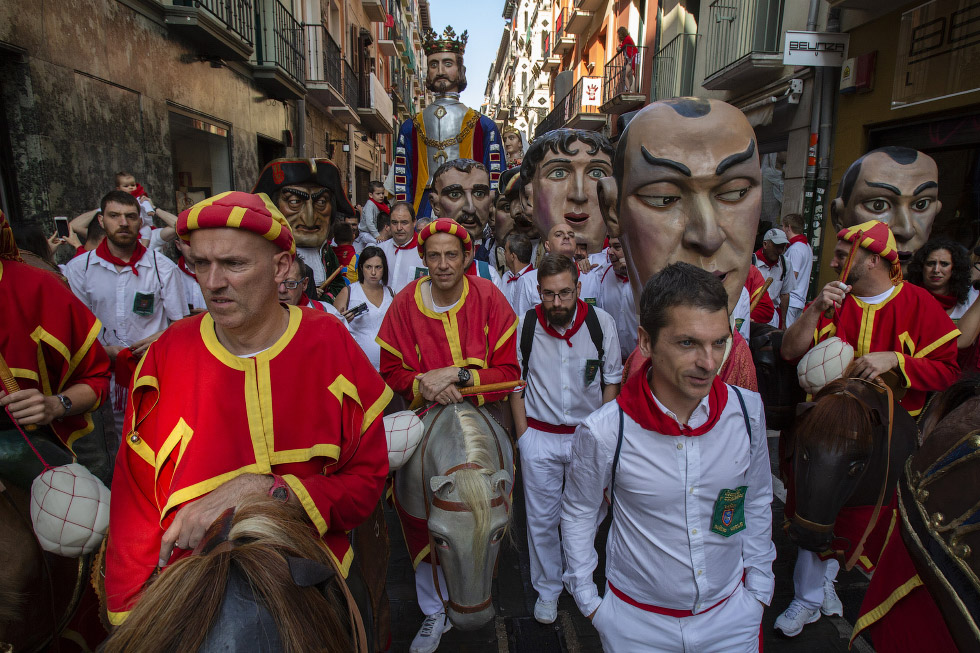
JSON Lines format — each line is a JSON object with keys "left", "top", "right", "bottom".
{"left": 456, "top": 367, "right": 472, "bottom": 386}
{"left": 268, "top": 474, "right": 289, "bottom": 502}
{"left": 55, "top": 394, "right": 72, "bottom": 417}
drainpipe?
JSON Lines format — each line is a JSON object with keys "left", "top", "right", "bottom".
{"left": 799, "top": 0, "right": 823, "bottom": 241}
{"left": 296, "top": 99, "right": 307, "bottom": 157}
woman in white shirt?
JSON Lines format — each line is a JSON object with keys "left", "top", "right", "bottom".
{"left": 334, "top": 245, "right": 393, "bottom": 370}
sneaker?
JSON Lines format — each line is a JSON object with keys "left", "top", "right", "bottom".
{"left": 534, "top": 597, "right": 559, "bottom": 624}
{"left": 410, "top": 611, "right": 452, "bottom": 653}
{"left": 774, "top": 599, "right": 821, "bottom": 637}
{"left": 821, "top": 577, "right": 844, "bottom": 617}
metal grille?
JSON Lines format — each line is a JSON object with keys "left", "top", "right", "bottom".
{"left": 178, "top": 0, "right": 254, "bottom": 45}
{"left": 704, "top": 0, "right": 784, "bottom": 79}
{"left": 651, "top": 34, "right": 699, "bottom": 100}
{"left": 269, "top": 0, "right": 304, "bottom": 82}
{"left": 601, "top": 44, "right": 646, "bottom": 105}
{"left": 343, "top": 60, "right": 358, "bottom": 109}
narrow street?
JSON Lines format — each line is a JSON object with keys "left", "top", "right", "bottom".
{"left": 385, "top": 432, "right": 877, "bottom": 652}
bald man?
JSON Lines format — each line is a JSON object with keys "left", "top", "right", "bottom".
{"left": 599, "top": 97, "right": 762, "bottom": 390}
{"left": 514, "top": 222, "right": 602, "bottom": 315}
{"left": 830, "top": 146, "right": 941, "bottom": 262}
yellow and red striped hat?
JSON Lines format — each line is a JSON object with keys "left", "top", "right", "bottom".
{"left": 417, "top": 218, "right": 472, "bottom": 257}
{"left": 178, "top": 191, "right": 295, "bottom": 255}
{"left": 837, "top": 220, "right": 898, "bottom": 263}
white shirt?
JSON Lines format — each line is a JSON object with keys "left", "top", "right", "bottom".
{"left": 597, "top": 266, "right": 638, "bottom": 361}
{"left": 304, "top": 298, "right": 348, "bottom": 325}
{"left": 345, "top": 282, "right": 393, "bottom": 370}
{"left": 785, "top": 239, "right": 813, "bottom": 309}
{"left": 65, "top": 249, "right": 189, "bottom": 347}
{"left": 378, "top": 238, "right": 427, "bottom": 294}
{"left": 352, "top": 231, "right": 376, "bottom": 254}
{"left": 514, "top": 266, "right": 603, "bottom": 318}
{"left": 517, "top": 305, "right": 622, "bottom": 426}
{"left": 951, "top": 286, "right": 979, "bottom": 321}
{"left": 500, "top": 263, "right": 534, "bottom": 310}
{"left": 296, "top": 246, "right": 327, "bottom": 285}
{"left": 755, "top": 254, "right": 793, "bottom": 327}
{"left": 560, "top": 386, "right": 775, "bottom": 616}
{"left": 733, "top": 287, "right": 751, "bottom": 341}
{"left": 176, "top": 265, "right": 207, "bottom": 311}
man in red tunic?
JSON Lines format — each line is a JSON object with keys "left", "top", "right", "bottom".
{"left": 105, "top": 191, "right": 391, "bottom": 625}
{"left": 376, "top": 217, "right": 518, "bottom": 652}
{"left": 776, "top": 219, "right": 959, "bottom": 636}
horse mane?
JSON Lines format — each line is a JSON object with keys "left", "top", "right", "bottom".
{"left": 798, "top": 379, "right": 875, "bottom": 454}
{"left": 450, "top": 408, "right": 511, "bottom": 566}
{"left": 103, "top": 498, "right": 351, "bottom": 653}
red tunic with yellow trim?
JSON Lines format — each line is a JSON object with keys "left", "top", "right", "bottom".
{"left": 812, "top": 281, "right": 959, "bottom": 416}
{"left": 0, "top": 258, "right": 110, "bottom": 449}
{"left": 376, "top": 275, "right": 519, "bottom": 406}
{"left": 105, "top": 306, "right": 391, "bottom": 624}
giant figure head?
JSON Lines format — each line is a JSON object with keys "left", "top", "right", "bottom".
{"left": 430, "top": 159, "right": 492, "bottom": 244}
{"left": 521, "top": 129, "right": 614, "bottom": 254}
{"left": 502, "top": 125, "right": 524, "bottom": 163}
{"left": 830, "top": 147, "right": 941, "bottom": 260}
{"left": 252, "top": 158, "right": 355, "bottom": 249}
{"left": 423, "top": 26, "right": 468, "bottom": 94}
{"left": 599, "top": 98, "right": 762, "bottom": 314}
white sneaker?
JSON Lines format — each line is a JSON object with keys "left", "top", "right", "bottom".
{"left": 410, "top": 611, "right": 452, "bottom": 653}
{"left": 774, "top": 599, "right": 821, "bottom": 637}
{"left": 822, "top": 577, "right": 844, "bottom": 616}
{"left": 534, "top": 597, "right": 558, "bottom": 624}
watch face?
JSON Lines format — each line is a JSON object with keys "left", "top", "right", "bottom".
{"left": 59, "top": 395, "right": 72, "bottom": 411}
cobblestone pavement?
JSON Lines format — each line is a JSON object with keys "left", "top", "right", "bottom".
{"left": 385, "top": 433, "right": 876, "bottom": 652}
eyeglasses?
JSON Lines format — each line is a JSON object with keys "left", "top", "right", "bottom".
{"left": 279, "top": 279, "right": 306, "bottom": 289}
{"left": 539, "top": 288, "right": 575, "bottom": 303}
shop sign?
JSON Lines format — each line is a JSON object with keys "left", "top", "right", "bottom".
{"left": 783, "top": 31, "right": 850, "bottom": 66}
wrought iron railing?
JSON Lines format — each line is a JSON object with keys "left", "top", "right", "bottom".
{"left": 324, "top": 30, "right": 343, "bottom": 92}
{"left": 175, "top": 0, "right": 254, "bottom": 45}
{"left": 704, "top": 0, "right": 784, "bottom": 79}
{"left": 542, "top": 31, "right": 551, "bottom": 57}
{"left": 343, "top": 60, "right": 358, "bottom": 109}
{"left": 553, "top": 7, "right": 566, "bottom": 55}
{"left": 256, "top": 0, "right": 304, "bottom": 82}
{"left": 601, "top": 44, "right": 646, "bottom": 105}
{"left": 534, "top": 75, "right": 600, "bottom": 138}
{"left": 651, "top": 33, "right": 699, "bottom": 100}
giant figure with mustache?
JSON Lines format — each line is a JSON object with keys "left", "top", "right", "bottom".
{"left": 394, "top": 26, "right": 503, "bottom": 221}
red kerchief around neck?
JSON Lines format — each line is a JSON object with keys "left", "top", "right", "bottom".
{"left": 789, "top": 234, "right": 809, "bottom": 247}
{"left": 396, "top": 233, "right": 420, "bottom": 251}
{"left": 930, "top": 290, "right": 958, "bottom": 312}
{"left": 368, "top": 198, "right": 390, "bottom": 215}
{"left": 128, "top": 183, "right": 147, "bottom": 200}
{"left": 616, "top": 358, "right": 728, "bottom": 436}
{"left": 755, "top": 247, "right": 778, "bottom": 267}
{"left": 534, "top": 299, "right": 587, "bottom": 347}
{"left": 507, "top": 264, "right": 533, "bottom": 283}
{"left": 177, "top": 255, "right": 196, "bottom": 279}
{"left": 96, "top": 239, "right": 147, "bottom": 276}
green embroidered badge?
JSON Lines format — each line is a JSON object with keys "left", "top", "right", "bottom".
{"left": 132, "top": 291, "right": 155, "bottom": 317}
{"left": 710, "top": 486, "right": 747, "bottom": 537}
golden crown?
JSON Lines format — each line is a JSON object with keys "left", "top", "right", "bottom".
{"left": 423, "top": 26, "right": 468, "bottom": 56}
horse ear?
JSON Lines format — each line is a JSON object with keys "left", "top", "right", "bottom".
{"left": 796, "top": 402, "right": 816, "bottom": 417}
{"left": 287, "top": 556, "right": 336, "bottom": 588}
{"left": 430, "top": 475, "right": 453, "bottom": 494}
{"left": 490, "top": 470, "right": 510, "bottom": 494}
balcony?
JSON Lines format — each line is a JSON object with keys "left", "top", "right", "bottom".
{"left": 651, "top": 33, "right": 699, "bottom": 101}
{"left": 164, "top": 0, "right": 254, "bottom": 61}
{"left": 253, "top": 0, "right": 306, "bottom": 99}
{"left": 702, "top": 0, "right": 785, "bottom": 91}
{"left": 357, "top": 72, "right": 394, "bottom": 134}
{"left": 362, "top": 0, "right": 388, "bottom": 23}
{"left": 600, "top": 45, "right": 646, "bottom": 113}
{"left": 304, "top": 25, "right": 344, "bottom": 103}
{"left": 574, "top": 0, "right": 603, "bottom": 11}
{"left": 534, "top": 75, "right": 606, "bottom": 138}
{"left": 565, "top": 9, "right": 593, "bottom": 35}
{"left": 553, "top": 9, "right": 575, "bottom": 56}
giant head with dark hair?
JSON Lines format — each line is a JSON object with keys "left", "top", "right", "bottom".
{"left": 520, "top": 129, "right": 614, "bottom": 254}
{"left": 831, "top": 146, "right": 940, "bottom": 258}
{"left": 431, "top": 159, "right": 491, "bottom": 243}
{"left": 601, "top": 98, "right": 761, "bottom": 315}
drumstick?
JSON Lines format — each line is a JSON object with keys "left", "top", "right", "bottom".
{"left": 459, "top": 380, "right": 526, "bottom": 396}
{"left": 824, "top": 231, "right": 863, "bottom": 319}
{"left": 317, "top": 265, "right": 345, "bottom": 292}
{"left": 0, "top": 350, "right": 37, "bottom": 431}
{"left": 749, "top": 277, "right": 774, "bottom": 314}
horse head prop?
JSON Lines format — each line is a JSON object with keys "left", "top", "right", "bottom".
{"left": 393, "top": 402, "right": 514, "bottom": 630}
{"left": 788, "top": 376, "right": 917, "bottom": 563}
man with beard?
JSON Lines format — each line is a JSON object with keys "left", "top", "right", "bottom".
{"left": 520, "top": 129, "right": 614, "bottom": 255}
{"left": 830, "top": 146, "right": 941, "bottom": 268}
{"left": 430, "top": 159, "right": 501, "bottom": 285}
{"left": 394, "top": 27, "right": 503, "bottom": 221}
{"left": 252, "top": 158, "right": 356, "bottom": 302}
{"left": 598, "top": 98, "right": 762, "bottom": 390}
{"left": 378, "top": 201, "right": 427, "bottom": 294}
{"left": 65, "top": 190, "right": 188, "bottom": 436}
{"left": 514, "top": 222, "right": 601, "bottom": 315}
{"left": 511, "top": 253, "right": 621, "bottom": 625}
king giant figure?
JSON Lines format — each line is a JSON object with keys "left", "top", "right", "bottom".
{"left": 394, "top": 26, "right": 503, "bottom": 221}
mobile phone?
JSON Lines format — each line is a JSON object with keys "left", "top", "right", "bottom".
{"left": 349, "top": 302, "right": 369, "bottom": 318}
{"left": 54, "top": 216, "right": 70, "bottom": 238}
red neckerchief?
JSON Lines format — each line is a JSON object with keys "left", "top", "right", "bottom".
{"left": 617, "top": 358, "right": 729, "bottom": 436}
{"left": 128, "top": 183, "right": 147, "bottom": 201}
{"left": 466, "top": 260, "right": 478, "bottom": 276}
{"left": 368, "top": 198, "right": 390, "bottom": 215}
{"left": 755, "top": 247, "right": 779, "bottom": 268}
{"left": 298, "top": 294, "right": 327, "bottom": 311}
{"left": 929, "top": 290, "right": 959, "bottom": 312}
{"left": 615, "top": 271, "right": 628, "bottom": 283}
{"left": 534, "top": 299, "right": 587, "bottom": 347}
{"left": 74, "top": 245, "right": 88, "bottom": 258}
{"left": 96, "top": 239, "right": 147, "bottom": 276}
{"left": 395, "top": 233, "right": 420, "bottom": 252}
{"left": 507, "top": 264, "right": 533, "bottom": 283}
{"left": 789, "top": 234, "right": 809, "bottom": 246}
{"left": 177, "top": 256, "right": 196, "bottom": 279}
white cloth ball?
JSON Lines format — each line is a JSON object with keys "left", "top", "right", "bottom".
{"left": 797, "top": 337, "right": 854, "bottom": 395}
{"left": 30, "top": 463, "right": 110, "bottom": 557}
{"left": 385, "top": 411, "right": 424, "bottom": 471}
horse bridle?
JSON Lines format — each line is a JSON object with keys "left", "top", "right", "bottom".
{"left": 418, "top": 404, "right": 509, "bottom": 615}
{"left": 790, "top": 379, "right": 896, "bottom": 570}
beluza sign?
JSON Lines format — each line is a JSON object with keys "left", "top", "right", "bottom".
{"left": 783, "top": 30, "right": 850, "bottom": 67}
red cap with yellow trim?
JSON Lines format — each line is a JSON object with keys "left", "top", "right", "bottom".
{"left": 178, "top": 191, "right": 295, "bottom": 256}
{"left": 417, "top": 218, "right": 472, "bottom": 257}
{"left": 837, "top": 220, "right": 898, "bottom": 263}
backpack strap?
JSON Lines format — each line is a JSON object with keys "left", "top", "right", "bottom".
{"left": 608, "top": 406, "right": 625, "bottom": 509}
{"left": 583, "top": 304, "right": 605, "bottom": 389}
{"left": 476, "top": 260, "right": 493, "bottom": 281}
{"left": 519, "top": 308, "right": 537, "bottom": 396}
{"left": 731, "top": 385, "right": 753, "bottom": 446}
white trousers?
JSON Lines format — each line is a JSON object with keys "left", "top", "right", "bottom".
{"left": 517, "top": 426, "right": 576, "bottom": 601}
{"left": 591, "top": 582, "right": 764, "bottom": 652}
{"left": 415, "top": 561, "right": 450, "bottom": 616}
{"left": 792, "top": 549, "right": 840, "bottom": 610}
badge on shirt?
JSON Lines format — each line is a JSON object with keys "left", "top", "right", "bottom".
{"left": 584, "top": 359, "right": 600, "bottom": 385}
{"left": 711, "top": 486, "right": 747, "bottom": 537}
{"left": 414, "top": 267, "right": 429, "bottom": 279}
{"left": 133, "top": 291, "right": 155, "bottom": 317}
{"left": 734, "top": 317, "right": 746, "bottom": 333}
{"left": 584, "top": 297, "right": 597, "bottom": 306}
